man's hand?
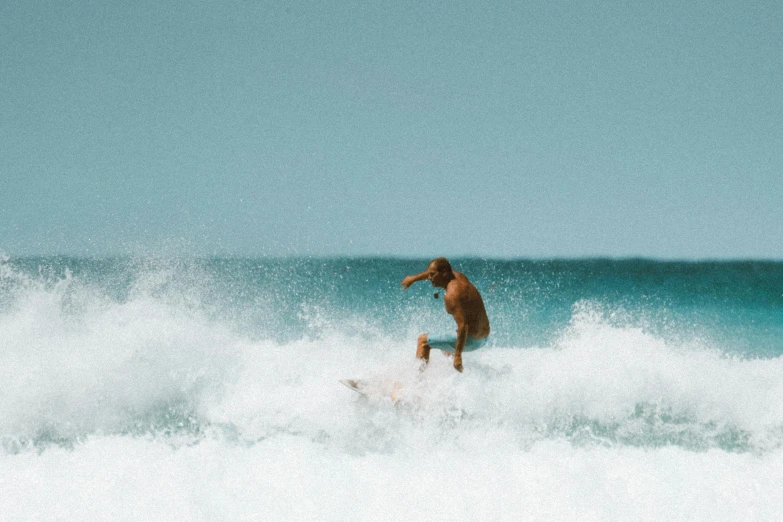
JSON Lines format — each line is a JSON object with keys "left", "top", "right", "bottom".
{"left": 401, "top": 270, "right": 431, "bottom": 289}
{"left": 453, "top": 354, "right": 463, "bottom": 372}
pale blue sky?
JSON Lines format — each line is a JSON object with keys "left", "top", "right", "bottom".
{"left": 2, "top": 0, "right": 781, "bottom": 258}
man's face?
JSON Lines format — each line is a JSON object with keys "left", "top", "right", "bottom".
{"left": 428, "top": 263, "right": 446, "bottom": 287}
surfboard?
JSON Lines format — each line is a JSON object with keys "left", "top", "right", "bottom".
{"left": 339, "top": 379, "right": 368, "bottom": 394}
{"left": 340, "top": 378, "right": 404, "bottom": 403}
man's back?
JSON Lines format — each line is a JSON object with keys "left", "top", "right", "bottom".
{"left": 444, "top": 271, "right": 490, "bottom": 339}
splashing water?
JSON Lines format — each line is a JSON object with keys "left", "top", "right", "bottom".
{"left": 2, "top": 256, "right": 783, "bottom": 520}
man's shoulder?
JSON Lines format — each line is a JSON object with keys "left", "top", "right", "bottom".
{"left": 446, "top": 277, "right": 476, "bottom": 299}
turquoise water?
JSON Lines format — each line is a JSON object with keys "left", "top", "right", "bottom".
{"left": 2, "top": 255, "right": 783, "bottom": 520}
{"left": 7, "top": 256, "right": 782, "bottom": 351}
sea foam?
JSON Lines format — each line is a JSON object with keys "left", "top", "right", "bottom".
{"left": 3, "top": 256, "right": 783, "bottom": 520}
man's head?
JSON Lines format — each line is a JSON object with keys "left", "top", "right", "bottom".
{"left": 427, "top": 257, "right": 453, "bottom": 288}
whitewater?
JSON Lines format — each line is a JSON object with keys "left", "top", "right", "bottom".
{"left": 2, "top": 255, "right": 783, "bottom": 521}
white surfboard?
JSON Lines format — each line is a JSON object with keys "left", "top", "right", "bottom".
{"left": 339, "top": 378, "right": 404, "bottom": 403}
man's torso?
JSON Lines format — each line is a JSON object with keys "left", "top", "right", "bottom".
{"left": 444, "top": 272, "right": 490, "bottom": 338}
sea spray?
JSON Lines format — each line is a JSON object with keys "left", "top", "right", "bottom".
{"left": 2, "top": 256, "right": 783, "bottom": 519}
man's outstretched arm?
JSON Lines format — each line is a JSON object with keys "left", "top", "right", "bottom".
{"left": 401, "top": 270, "right": 429, "bottom": 289}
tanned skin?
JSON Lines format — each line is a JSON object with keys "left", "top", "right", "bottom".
{"left": 401, "top": 259, "right": 490, "bottom": 372}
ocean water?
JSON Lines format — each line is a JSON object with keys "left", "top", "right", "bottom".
{"left": 2, "top": 255, "right": 783, "bottom": 521}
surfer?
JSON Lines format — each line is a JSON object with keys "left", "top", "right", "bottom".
{"left": 401, "top": 258, "right": 490, "bottom": 372}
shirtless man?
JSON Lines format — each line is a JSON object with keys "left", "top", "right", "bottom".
{"left": 401, "top": 258, "right": 490, "bottom": 372}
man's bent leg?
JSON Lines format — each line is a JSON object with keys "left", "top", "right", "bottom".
{"left": 416, "top": 334, "right": 431, "bottom": 362}
{"left": 426, "top": 334, "right": 457, "bottom": 358}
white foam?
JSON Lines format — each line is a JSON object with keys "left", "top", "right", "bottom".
{"left": 2, "top": 436, "right": 782, "bottom": 521}
{"left": 4, "top": 263, "right": 783, "bottom": 519}
{"left": 0, "top": 270, "right": 241, "bottom": 441}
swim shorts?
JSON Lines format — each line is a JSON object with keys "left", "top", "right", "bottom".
{"left": 426, "top": 333, "right": 488, "bottom": 352}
